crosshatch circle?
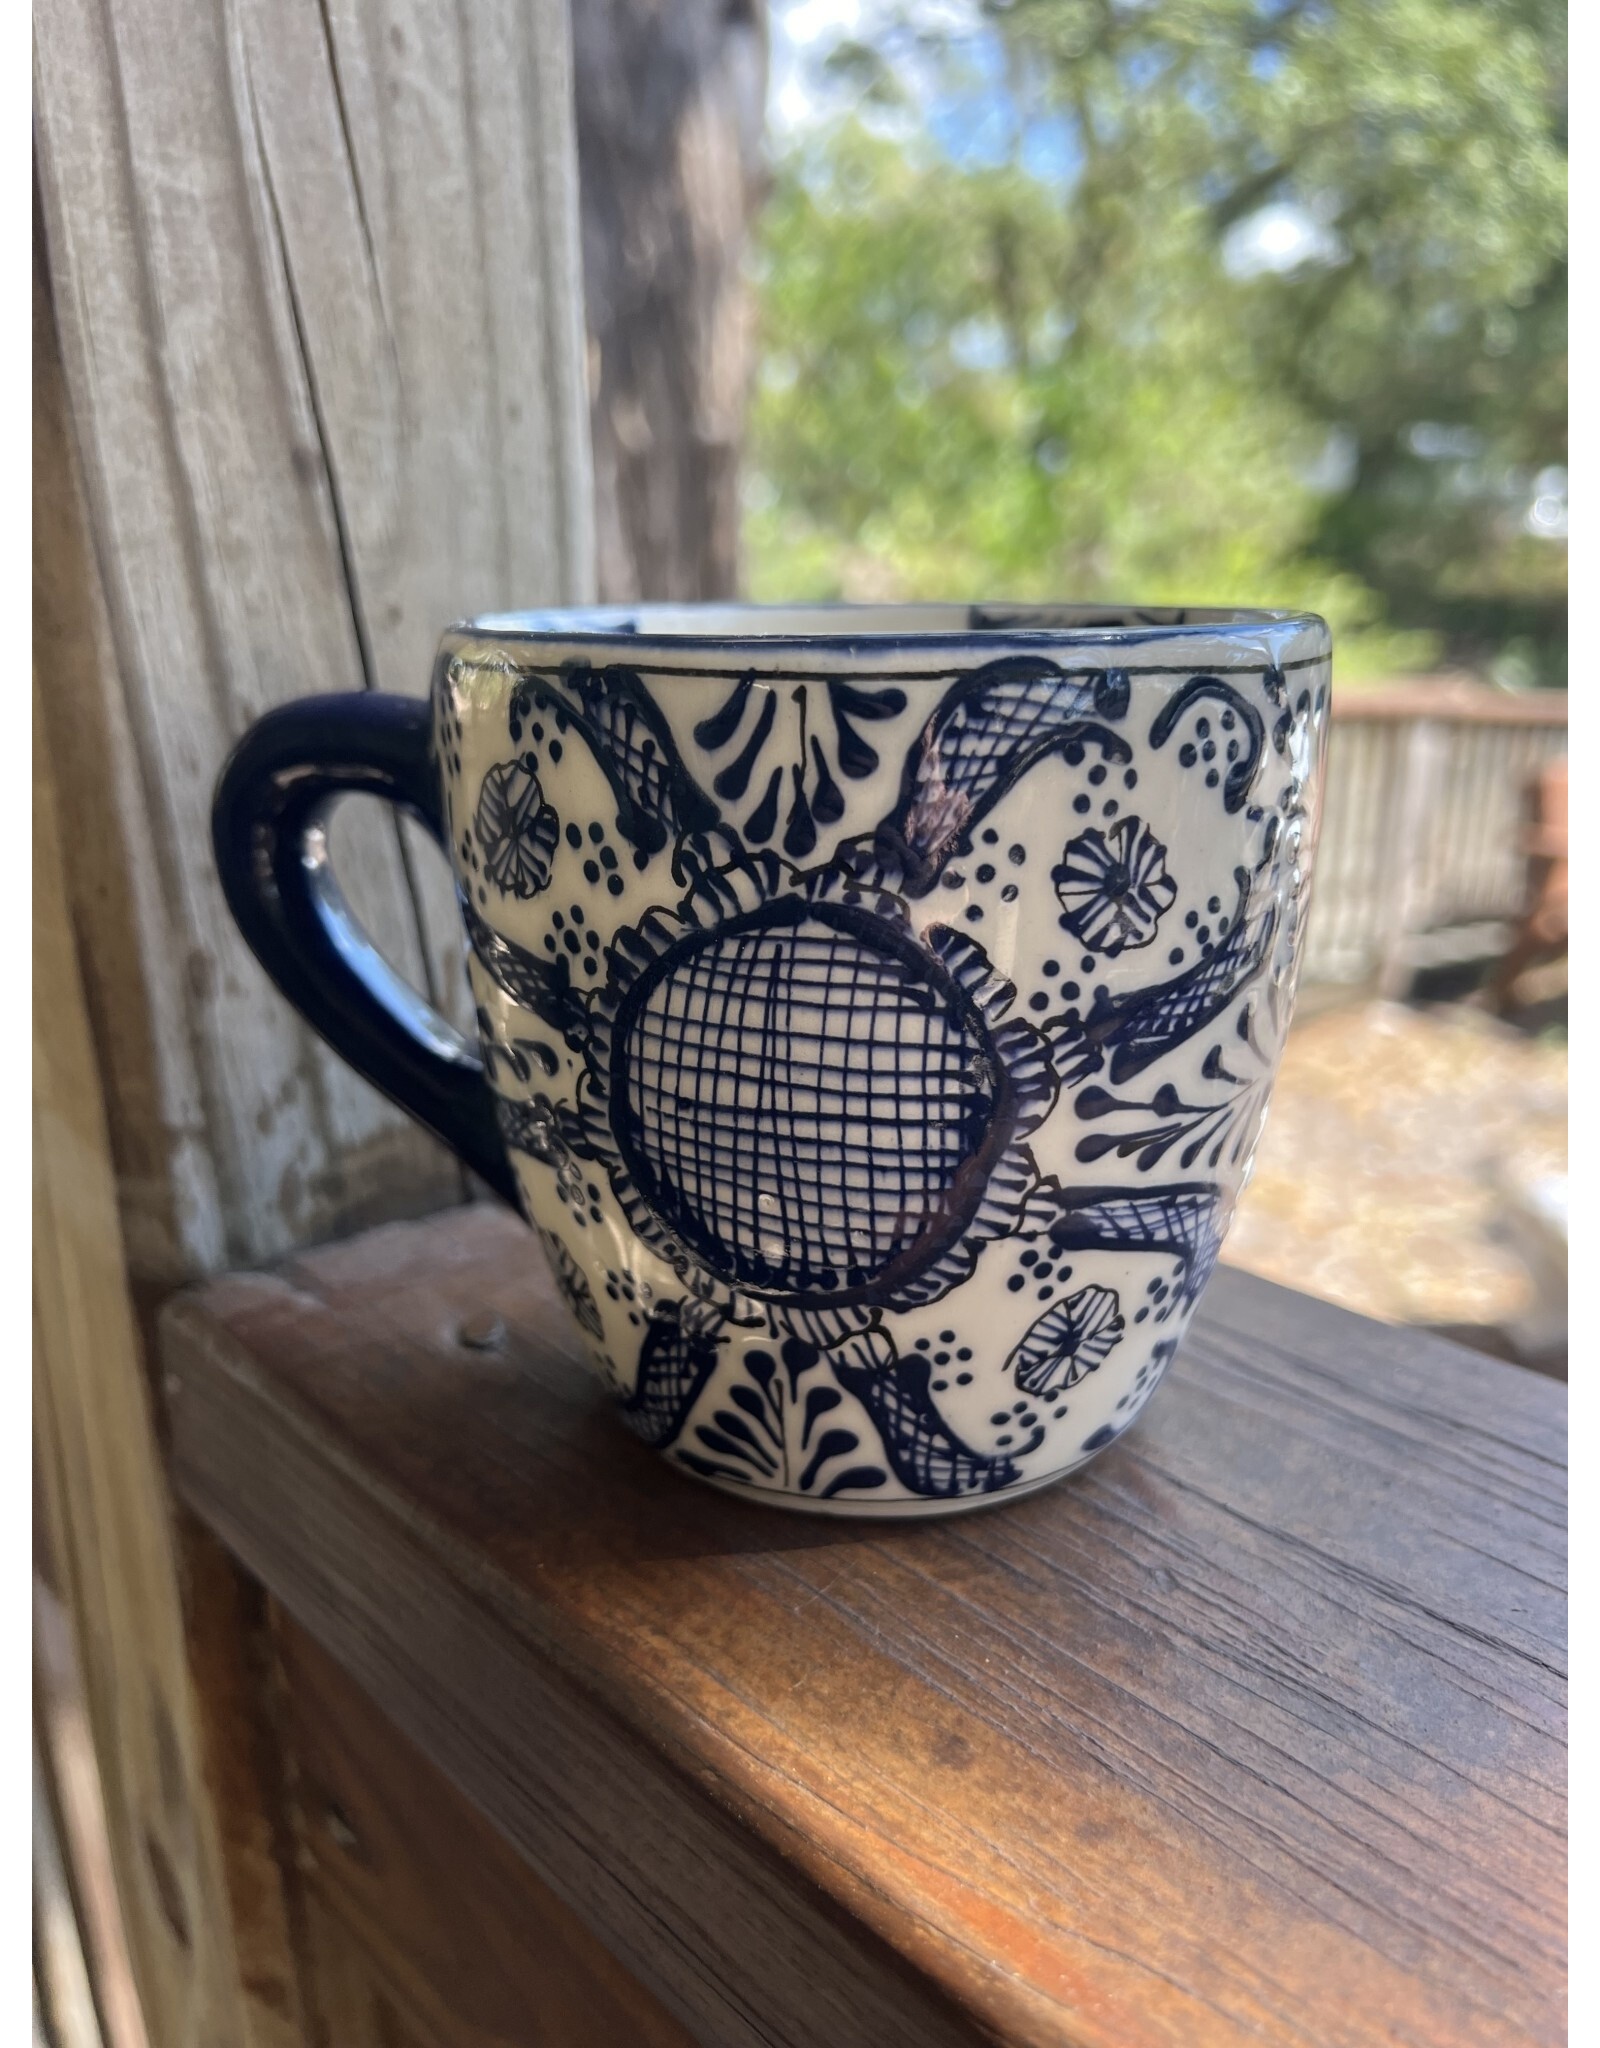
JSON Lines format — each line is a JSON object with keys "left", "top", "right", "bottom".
{"left": 608, "top": 899, "right": 1013, "bottom": 1300}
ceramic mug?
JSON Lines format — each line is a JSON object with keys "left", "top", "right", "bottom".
{"left": 214, "top": 604, "right": 1330, "bottom": 1516}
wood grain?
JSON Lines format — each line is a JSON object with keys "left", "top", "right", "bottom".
{"left": 270, "top": 1607, "right": 699, "bottom": 2048}
{"left": 163, "top": 1205, "right": 1567, "bottom": 2048}
{"left": 32, "top": 674, "right": 296, "bottom": 2048}
{"left": 33, "top": 1714, "right": 107, "bottom": 2048}
{"left": 33, "top": 0, "right": 592, "bottom": 1275}
{"left": 34, "top": 1580, "right": 150, "bottom": 2048}
{"left": 35, "top": 9, "right": 596, "bottom": 2042}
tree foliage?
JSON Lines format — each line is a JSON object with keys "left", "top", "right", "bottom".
{"left": 746, "top": 0, "right": 1566, "bottom": 682}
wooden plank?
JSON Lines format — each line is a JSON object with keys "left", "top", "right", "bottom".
{"left": 32, "top": 225, "right": 232, "bottom": 1281}
{"left": 33, "top": 1722, "right": 107, "bottom": 2048}
{"left": 1301, "top": 716, "right": 1379, "bottom": 985}
{"left": 32, "top": 0, "right": 593, "bottom": 1274}
{"left": 243, "top": 0, "right": 594, "bottom": 1019}
{"left": 1304, "top": 688, "right": 1569, "bottom": 989}
{"left": 34, "top": 10, "right": 596, "bottom": 2044}
{"left": 162, "top": 1205, "right": 1567, "bottom": 2048}
{"left": 1332, "top": 681, "right": 1568, "bottom": 725}
{"left": 270, "top": 1607, "right": 699, "bottom": 2048}
{"left": 32, "top": 674, "right": 301, "bottom": 2048}
{"left": 34, "top": 1579, "right": 149, "bottom": 2048}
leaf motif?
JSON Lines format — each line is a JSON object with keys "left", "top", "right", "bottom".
{"left": 538, "top": 1227, "right": 603, "bottom": 1339}
{"left": 833, "top": 1346, "right": 1035, "bottom": 1497}
{"left": 881, "top": 658, "right": 1132, "bottom": 889}
{"left": 621, "top": 1298, "right": 724, "bottom": 1449}
{"left": 568, "top": 665, "right": 720, "bottom": 850}
{"left": 463, "top": 898, "right": 588, "bottom": 1040}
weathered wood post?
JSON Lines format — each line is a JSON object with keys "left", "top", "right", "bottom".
{"left": 33, "top": 2, "right": 593, "bottom": 2036}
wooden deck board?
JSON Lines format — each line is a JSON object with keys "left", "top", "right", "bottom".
{"left": 162, "top": 1204, "right": 1566, "bottom": 2048}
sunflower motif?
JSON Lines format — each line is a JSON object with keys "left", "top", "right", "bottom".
{"left": 456, "top": 642, "right": 1319, "bottom": 1502}
{"left": 578, "top": 843, "right": 1058, "bottom": 1318}
{"left": 1006, "top": 1284, "right": 1125, "bottom": 1397}
{"left": 1053, "top": 816, "right": 1177, "bottom": 956}
{"left": 475, "top": 754, "right": 560, "bottom": 898}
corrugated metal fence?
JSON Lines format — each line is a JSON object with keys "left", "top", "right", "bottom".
{"left": 1304, "top": 682, "right": 1568, "bottom": 992}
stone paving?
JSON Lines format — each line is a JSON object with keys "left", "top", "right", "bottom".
{"left": 1223, "top": 1000, "right": 1567, "bottom": 1371}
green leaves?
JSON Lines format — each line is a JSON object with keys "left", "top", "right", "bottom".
{"left": 747, "top": 0, "right": 1565, "bottom": 682}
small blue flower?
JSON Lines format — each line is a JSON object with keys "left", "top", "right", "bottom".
{"left": 1053, "top": 816, "right": 1177, "bottom": 956}
{"left": 1007, "top": 1285, "right": 1124, "bottom": 1397}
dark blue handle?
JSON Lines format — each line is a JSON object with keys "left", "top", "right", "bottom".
{"left": 211, "top": 693, "right": 520, "bottom": 1207}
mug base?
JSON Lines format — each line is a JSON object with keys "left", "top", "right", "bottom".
{"left": 680, "top": 1457, "right": 1088, "bottom": 1520}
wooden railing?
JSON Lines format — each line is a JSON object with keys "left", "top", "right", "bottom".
{"left": 1303, "top": 681, "right": 1569, "bottom": 992}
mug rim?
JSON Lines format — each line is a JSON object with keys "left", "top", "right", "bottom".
{"left": 442, "top": 601, "right": 1330, "bottom": 663}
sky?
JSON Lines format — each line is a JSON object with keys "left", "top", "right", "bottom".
{"left": 760, "top": 1, "right": 1567, "bottom": 540}
{"left": 769, "top": 0, "right": 918, "bottom": 139}
{"left": 765, "top": 0, "right": 1333, "bottom": 276}
{"left": 769, "top": 0, "right": 1026, "bottom": 152}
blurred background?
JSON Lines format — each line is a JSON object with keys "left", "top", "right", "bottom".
{"left": 577, "top": 0, "right": 1567, "bottom": 1373}
{"left": 31, "top": 9, "right": 1565, "bottom": 2040}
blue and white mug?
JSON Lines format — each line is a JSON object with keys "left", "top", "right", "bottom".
{"left": 214, "top": 604, "right": 1330, "bottom": 1515}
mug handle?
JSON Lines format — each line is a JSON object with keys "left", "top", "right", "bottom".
{"left": 211, "top": 692, "right": 520, "bottom": 1207}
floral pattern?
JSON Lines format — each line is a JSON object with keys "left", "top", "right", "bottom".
{"left": 1052, "top": 816, "right": 1177, "bottom": 956}
{"left": 576, "top": 846, "right": 1058, "bottom": 1323}
{"left": 1007, "top": 1285, "right": 1125, "bottom": 1397}
{"left": 440, "top": 624, "right": 1329, "bottom": 1506}
{"left": 690, "top": 675, "right": 911, "bottom": 860}
{"left": 538, "top": 1226, "right": 603, "bottom": 1338}
{"left": 475, "top": 756, "right": 560, "bottom": 898}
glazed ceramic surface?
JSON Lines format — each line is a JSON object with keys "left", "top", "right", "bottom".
{"left": 425, "top": 605, "right": 1329, "bottom": 1513}
{"left": 214, "top": 604, "right": 1328, "bottom": 1515}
